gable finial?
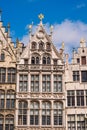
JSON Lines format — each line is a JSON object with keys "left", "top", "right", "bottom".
{"left": 38, "top": 13, "right": 44, "bottom": 22}
{"left": 50, "top": 25, "right": 53, "bottom": 35}
{"left": 0, "top": 9, "right": 2, "bottom": 21}
{"left": 28, "top": 22, "right": 33, "bottom": 34}
{"left": 62, "top": 42, "right": 64, "bottom": 50}
{"left": 7, "top": 23, "right": 10, "bottom": 37}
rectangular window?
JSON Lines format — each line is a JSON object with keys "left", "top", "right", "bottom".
{"left": 7, "top": 68, "right": 16, "bottom": 83}
{"left": 67, "top": 90, "right": 75, "bottom": 106}
{"left": 0, "top": 68, "right": 6, "bottom": 83}
{"left": 73, "top": 71, "right": 79, "bottom": 81}
{"left": 19, "top": 74, "right": 28, "bottom": 92}
{"left": 86, "top": 91, "right": 87, "bottom": 106}
{"left": 81, "top": 71, "right": 87, "bottom": 82}
{"left": 31, "top": 75, "right": 39, "bottom": 92}
{"left": 77, "top": 58, "right": 80, "bottom": 63}
{"left": 77, "top": 114, "right": 85, "bottom": 130}
{"left": 76, "top": 90, "right": 84, "bottom": 106}
{"left": 54, "top": 75, "right": 62, "bottom": 92}
{"left": 67, "top": 115, "right": 76, "bottom": 130}
{"left": 42, "top": 75, "right": 51, "bottom": 92}
{"left": 81, "top": 56, "right": 86, "bottom": 65}
{"left": 24, "top": 59, "right": 28, "bottom": 64}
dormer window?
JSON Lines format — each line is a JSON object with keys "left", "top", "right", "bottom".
{"left": 0, "top": 53, "right": 5, "bottom": 61}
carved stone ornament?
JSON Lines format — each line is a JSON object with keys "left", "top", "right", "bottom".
{"left": 36, "top": 31, "right": 44, "bottom": 39}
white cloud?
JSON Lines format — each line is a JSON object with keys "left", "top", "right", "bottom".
{"left": 21, "top": 20, "right": 87, "bottom": 59}
{"left": 76, "top": 3, "right": 86, "bottom": 9}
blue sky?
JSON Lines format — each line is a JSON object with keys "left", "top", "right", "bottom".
{"left": 1, "top": 0, "right": 87, "bottom": 57}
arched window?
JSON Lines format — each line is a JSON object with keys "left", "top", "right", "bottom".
{"left": 31, "top": 56, "right": 39, "bottom": 65}
{"left": 5, "top": 115, "right": 14, "bottom": 130}
{"left": 7, "top": 68, "right": 16, "bottom": 83}
{"left": 42, "top": 102, "right": 51, "bottom": 125}
{"left": 42, "top": 55, "right": 51, "bottom": 65}
{"left": 0, "top": 114, "right": 4, "bottom": 129}
{"left": 0, "top": 90, "right": 5, "bottom": 109}
{"left": 54, "top": 102, "right": 63, "bottom": 125}
{"left": 46, "top": 43, "right": 51, "bottom": 50}
{"left": 30, "top": 101, "right": 39, "bottom": 125}
{"left": 36, "top": 57, "right": 39, "bottom": 64}
{"left": 31, "top": 57, "right": 35, "bottom": 64}
{"left": 43, "top": 57, "right": 46, "bottom": 64}
{"left": 6, "top": 90, "right": 15, "bottom": 109}
{"left": 47, "top": 57, "right": 51, "bottom": 64}
{"left": 0, "top": 68, "right": 6, "bottom": 83}
{"left": 18, "top": 101, "right": 28, "bottom": 125}
{"left": 32, "top": 42, "right": 36, "bottom": 50}
{"left": 19, "top": 74, "right": 28, "bottom": 92}
{"left": 39, "top": 42, "right": 44, "bottom": 50}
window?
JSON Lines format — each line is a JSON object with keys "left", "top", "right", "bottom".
{"left": 31, "top": 57, "right": 35, "bottom": 64}
{"left": 0, "top": 115, "right": 4, "bottom": 130}
{"left": 31, "top": 75, "right": 39, "bottom": 92}
{"left": 53, "top": 59, "right": 57, "bottom": 65}
{"left": 32, "top": 42, "right": 36, "bottom": 50}
{"left": 77, "top": 58, "right": 80, "bottom": 63}
{"left": 7, "top": 68, "right": 16, "bottom": 83}
{"left": 67, "top": 115, "right": 76, "bottom": 130}
{"left": 5, "top": 115, "right": 14, "bottom": 130}
{"left": 86, "top": 91, "right": 87, "bottom": 106}
{"left": 0, "top": 53, "right": 5, "bottom": 61}
{"left": 42, "top": 75, "right": 51, "bottom": 92}
{"left": 31, "top": 57, "right": 39, "bottom": 64}
{"left": 42, "top": 57, "right": 51, "bottom": 64}
{"left": 47, "top": 57, "right": 51, "bottom": 64}
{"left": 67, "top": 90, "right": 75, "bottom": 106}
{"left": 54, "top": 75, "right": 62, "bottom": 92}
{"left": 18, "top": 101, "right": 27, "bottom": 125}
{"left": 73, "top": 71, "right": 79, "bottom": 81}
{"left": 39, "top": 42, "right": 44, "bottom": 50}
{"left": 76, "top": 90, "right": 84, "bottom": 106}
{"left": 46, "top": 43, "right": 51, "bottom": 51}
{"left": 19, "top": 74, "right": 28, "bottom": 92}
{"left": 30, "top": 102, "right": 39, "bottom": 125}
{"left": 0, "top": 68, "right": 6, "bottom": 83}
{"left": 24, "top": 59, "right": 28, "bottom": 64}
{"left": 0, "top": 90, "right": 4, "bottom": 109}
{"left": 81, "top": 56, "right": 86, "bottom": 65}
{"left": 81, "top": 71, "right": 87, "bottom": 82}
{"left": 42, "top": 102, "right": 51, "bottom": 125}
{"left": 77, "top": 114, "right": 85, "bottom": 130}
{"left": 43, "top": 57, "right": 46, "bottom": 64}
{"left": 54, "top": 102, "right": 63, "bottom": 125}
{"left": 6, "top": 90, "right": 15, "bottom": 109}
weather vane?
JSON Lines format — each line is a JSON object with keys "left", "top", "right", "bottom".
{"left": 38, "top": 13, "right": 44, "bottom": 22}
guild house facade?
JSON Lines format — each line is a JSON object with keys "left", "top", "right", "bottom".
{"left": 0, "top": 12, "right": 87, "bottom": 130}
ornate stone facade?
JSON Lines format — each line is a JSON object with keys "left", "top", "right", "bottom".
{"left": 15, "top": 20, "right": 65, "bottom": 130}
{"left": 0, "top": 20, "right": 16, "bottom": 130}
